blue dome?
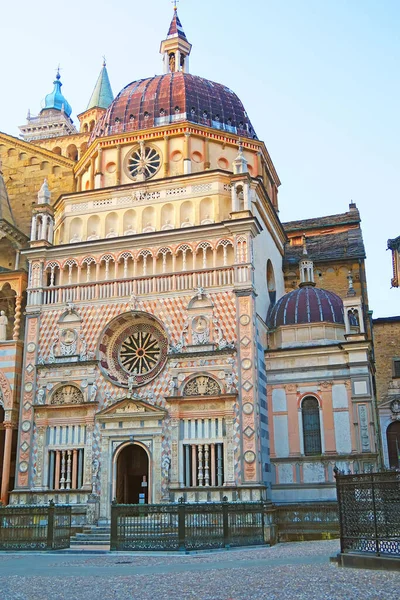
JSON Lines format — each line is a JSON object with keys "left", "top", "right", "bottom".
{"left": 43, "top": 72, "right": 72, "bottom": 117}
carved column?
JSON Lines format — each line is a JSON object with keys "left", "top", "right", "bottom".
{"left": 33, "top": 426, "right": 46, "bottom": 489}
{"left": 0, "top": 423, "right": 13, "bottom": 504}
{"left": 170, "top": 418, "right": 180, "bottom": 487}
{"left": 83, "top": 425, "right": 94, "bottom": 490}
{"left": 224, "top": 418, "right": 235, "bottom": 486}
{"left": 12, "top": 295, "right": 22, "bottom": 341}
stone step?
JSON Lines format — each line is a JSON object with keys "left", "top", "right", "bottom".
{"left": 82, "top": 528, "right": 111, "bottom": 534}
{"left": 73, "top": 533, "right": 110, "bottom": 540}
{"left": 70, "top": 539, "right": 111, "bottom": 546}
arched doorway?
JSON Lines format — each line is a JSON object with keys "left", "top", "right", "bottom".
{"left": 116, "top": 444, "right": 149, "bottom": 504}
{"left": 387, "top": 421, "right": 400, "bottom": 468}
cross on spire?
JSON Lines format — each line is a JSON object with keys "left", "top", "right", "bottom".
{"left": 171, "top": 0, "right": 179, "bottom": 9}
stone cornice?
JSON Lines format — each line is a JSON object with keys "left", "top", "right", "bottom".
{"left": 0, "top": 131, "right": 75, "bottom": 168}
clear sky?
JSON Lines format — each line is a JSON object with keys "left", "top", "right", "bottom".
{"left": 0, "top": 0, "right": 398, "bottom": 317}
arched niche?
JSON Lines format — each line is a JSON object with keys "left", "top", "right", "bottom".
{"left": 200, "top": 197, "right": 213, "bottom": 224}
{"left": 123, "top": 209, "right": 137, "bottom": 235}
{"left": 180, "top": 201, "right": 194, "bottom": 227}
{"left": 105, "top": 212, "right": 119, "bottom": 238}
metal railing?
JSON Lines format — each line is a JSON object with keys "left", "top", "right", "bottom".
{"left": 110, "top": 499, "right": 270, "bottom": 551}
{"left": 0, "top": 501, "right": 71, "bottom": 550}
{"left": 335, "top": 470, "right": 400, "bottom": 557}
{"left": 275, "top": 502, "right": 339, "bottom": 542}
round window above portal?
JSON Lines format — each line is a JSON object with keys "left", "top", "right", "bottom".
{"left": 98, "top": 312, "right": 169, "bottom": 388}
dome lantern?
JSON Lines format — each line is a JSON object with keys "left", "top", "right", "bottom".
{"left": 160, "top": 7, "right": 192, "bottom": 74}
{"left": 299, "top": 236, "right": 316, "bottom": 287}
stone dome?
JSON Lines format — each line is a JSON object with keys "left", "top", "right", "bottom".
{"left": 267, "top": 286, "right": 345, "bottom": 330}
{"left": 90, "top": 72, "right": 257, "bottom": 142}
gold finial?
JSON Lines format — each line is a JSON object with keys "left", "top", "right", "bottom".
{"left": 172, "top": 0, "right": 179, "bottom": 10}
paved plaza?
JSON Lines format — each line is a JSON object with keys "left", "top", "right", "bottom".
{"left": 0, "top": 540, "right": 399, "bottom": 600}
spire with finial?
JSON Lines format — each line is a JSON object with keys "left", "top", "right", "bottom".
{"left": 299, "top": 236, "right": 316, "bottom": 287}
{"left": 87, "top": 59, "right": 114, "bottom": 110}
{"left": 43, "top": 68, "right": 73, "bottom": 117}
{"left": 160, "top": 5, "right": 192, "bottom": 73}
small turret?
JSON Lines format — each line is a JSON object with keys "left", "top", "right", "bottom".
{"left": 78, "top": 60, "right": 114, "bottom": 135}
{"left": 30, "top": 180, "right": 54, "bottom": 246}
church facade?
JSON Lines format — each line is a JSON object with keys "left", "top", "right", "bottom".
{"left": 0, "top": 9, "right": 381, "bottom": 519}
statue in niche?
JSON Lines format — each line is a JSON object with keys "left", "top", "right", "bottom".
{"left": 0, "top": 311, "right": 8, "bottom": 341}
{"left": 89, "top": 383, "right": 98, "bottom": 403}
{"left": 92, "top": 459, "right": 100, "bottom": 494}
{"left": 162, "top": 455, "right": 171, "bottom": 483}
{"left": 143, "top": 223, "right": 155, "bottom": 233}
{"left": 70, "top": 233, "right": 81, "bottom": 243}
{"left": 79, "top": 332, "right": 88, "bottom": 361}
{"left": 124, "top": 225, "right": 136, "bottom": 235}
{"left": 106, "top": 228, "right": 117, "bottom": 238}
{"left": 87, "top": 230, "right": 99, "bottom": 241}
{"left": 169, "top": 53, "right": 176, "bottom": 72}
{"left": 36, "top": 387, "right": 46, "bottom": 405}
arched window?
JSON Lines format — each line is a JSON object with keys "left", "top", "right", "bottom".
{"left": 302, "top": 397, "right": 322, "bottom": 455}
{"left": 387, "top": 421, "right": 400, "bottom": 468}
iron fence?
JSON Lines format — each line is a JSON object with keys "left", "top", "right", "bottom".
{"left": 0, "top": 501, "right": 71, "bottom": 550}
{"left": 275, "top": 502, "right": 339, "bottom": 542}
{"left": 335, "top": 470, "right": 400, "bottom": 557}
{"left": 110, "top": 499, "right": 268, "bottom": 551}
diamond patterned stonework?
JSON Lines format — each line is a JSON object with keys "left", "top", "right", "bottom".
{"left": 243, "top": 426, "right": 255, "bottom": 438}
{"left": 242, "top": 380, "right": 253, "bottom": 392}
{"left": 241, "top": 336, "right": 251, "bottom": 347}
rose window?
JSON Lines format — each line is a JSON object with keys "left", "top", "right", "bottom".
{"left": 119, "top": 331, "right": 161, "bottom": 375}
{"left": 127, "top": 144, "right": 161, "bottom": 180}
{"left": 98, "top": 312, "right": 168, "bottom": 388}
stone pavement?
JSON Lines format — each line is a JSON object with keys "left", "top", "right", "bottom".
{"left": 0, "top": 540, "right": 399, "bottom": 600}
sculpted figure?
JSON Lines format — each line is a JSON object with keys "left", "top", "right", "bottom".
{"left": 0, "top": 311, "right": 8, "bottom": 341}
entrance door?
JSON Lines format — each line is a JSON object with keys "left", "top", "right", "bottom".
{"left": 387, "top": 422, "right": 400, "bottom": 468}
{"left": 116, "top": 444, "right": 149, "bottom": 504}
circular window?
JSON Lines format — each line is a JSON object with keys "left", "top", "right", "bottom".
{"left": 98, "top": 312, "right": 168, "bottom": 388}
{"left": 119, "top": 330, "right": 161, "bottom": 375}
{"left": 126, "top": 144, "right": 162, "bottom": 180}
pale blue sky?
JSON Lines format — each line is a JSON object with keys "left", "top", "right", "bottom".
{"left": 1, "top": 0, "right": 398, "bottom": 316}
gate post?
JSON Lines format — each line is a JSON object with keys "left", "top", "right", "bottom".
{"left": 178, "top": 497, "right": 186, "bottom": 551}
{"left": 47, "top": 500, "right": 55, "bottom": 550}
{"left": 222, "top": 496, "right": 229, "bottom": 548}
{"left": 110, "top": 500, "right": 117, "bottom": 551}
{"left": 370, "top": 473, "right": 380, "bottom": 557}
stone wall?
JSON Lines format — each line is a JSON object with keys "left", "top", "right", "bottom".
{"left": 0, "top": 133, "right": 75, "bottom": 236}
{"left": 373, "top": 317, "right": 400, "bottom": 405}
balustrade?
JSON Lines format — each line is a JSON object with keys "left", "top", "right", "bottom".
{"left": 29, "top": 265, "right": 250, "bottom": 306}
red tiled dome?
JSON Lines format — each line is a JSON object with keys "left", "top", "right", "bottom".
{"left": 90, "top": 72, "right": 257, "bottom": 142}
{"left": 267, "top": 286, "right": 345, "bottom": 329}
